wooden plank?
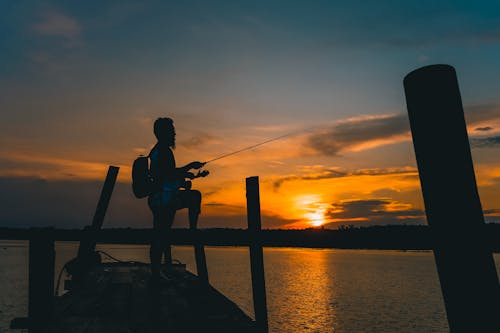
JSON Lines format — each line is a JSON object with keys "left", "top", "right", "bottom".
{"left": 404, "top": 64, "right": 500, "bottom": 331}
{"left": 246, "top": 176, "right": 269, "bottom": 333}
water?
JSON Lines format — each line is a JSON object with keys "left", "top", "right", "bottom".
{"left": 1, "top": 241, "right": 499, "bottom": 332}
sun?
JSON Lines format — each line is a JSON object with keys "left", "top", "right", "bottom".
{"left": 293, "top": 194, "right": 329, "bottom": 228}
{"left": 305, "top": 211, "right": 326, "bottom": 227}
{"left": 293, "top": 193, "right": 329, "bottom": 228}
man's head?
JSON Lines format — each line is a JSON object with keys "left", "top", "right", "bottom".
{"left": 154, "top": 117, "right": 175, "bottom": 148}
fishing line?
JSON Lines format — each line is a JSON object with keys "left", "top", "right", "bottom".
{"left": 204, "top": 130, "right": 305, "bottom": 164}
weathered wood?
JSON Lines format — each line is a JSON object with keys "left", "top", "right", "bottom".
{"left": 77, "top": 165, "right": 119, "bottom": 257}
{"left": 69, "top": 166, "right": 119, "bottom": 279}
{"left": 404, "top": 64, "right": 500, "bottom": 331}
{"left": 28, "top": 228, "right": 55, "bottom": 332}
{"left": 42, "top": 262, "right": 256, "bottom": 333}
{"left": 246, "top": 176, "right": 269, "bottom": 333}
{"left": 194, "top": 243, "right": 209, "bottom": 284}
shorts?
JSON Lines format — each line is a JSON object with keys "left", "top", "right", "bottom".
{"left": 148, "top": 189, "right": 201, "bottom": 214}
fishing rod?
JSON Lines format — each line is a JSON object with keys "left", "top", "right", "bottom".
{"left": 203, "top": 131, "right": 300, "bottom": 164}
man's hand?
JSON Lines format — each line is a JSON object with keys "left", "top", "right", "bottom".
{"left": 190, "top": 161, "right": 205, "bottom": 170}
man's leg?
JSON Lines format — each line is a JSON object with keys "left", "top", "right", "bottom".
{"left": 187, "top": 190, "right": 202, "bottom": 229}
{"left": 150, "top": 205, "right": 175, "bottom": 279}
{"left": 150, "top": 209, "right": 162, "bottom": 280}
{"left": 160, "top": 207, "right": 175, "bottom": 267}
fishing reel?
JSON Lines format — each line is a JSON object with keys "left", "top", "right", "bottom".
{"left": 197, "top": 169, "right": 210, "bottom": 178}
{"left": 181, "top": 169, "right": 209, "bottom": 190}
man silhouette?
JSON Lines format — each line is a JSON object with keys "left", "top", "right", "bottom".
{"left": 148, "top": 117, "right": 206, "bottom": 281}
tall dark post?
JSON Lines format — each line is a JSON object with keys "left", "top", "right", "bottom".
{"left": 29, "top": 228, "right": 55, "bottom": 333}
{"left": 70, "top": 166, "right": 119, "bottom": 280}
{"left": 404, "top": 64, "right": 499, "bottom": 331}
{"left": 76, "top": 166, "right": 119, "bottom": 257}
{"left": 246, "top": 176, "right": 269, "bottom": 333}
{"left": 194, "top": 240, "right": 209, "bottom": 284}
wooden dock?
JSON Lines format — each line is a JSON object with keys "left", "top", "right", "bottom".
{"left": 29, "top": 261, "right": 256, "bottom": 333}
{"left": 11, "top": 174, "right": 268, "bottom": 333}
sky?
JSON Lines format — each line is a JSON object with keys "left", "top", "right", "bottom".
{"left": 1, "top": 0, "right": 500, "bottom": 229}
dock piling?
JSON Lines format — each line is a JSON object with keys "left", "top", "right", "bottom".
{"left": 69, "top": 166, "right": 119, "bottom": 280}
{"left": 28, "top": 228, "right": 55, "bottom": 333}
{"left": 404, "top": 64, "right": 500, "bottom": 331}
{"left": 78, "top": 165, "right": 119, "bottom": 256}
{"left": 246, "top": 176, "right": 269, "bottom": 333}
{"left": 194, "top": 241, "right": 209, "bottom": 284}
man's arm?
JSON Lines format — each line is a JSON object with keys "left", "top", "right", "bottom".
{"left": 176, "top": 161, "right": 205, "bottom": 179}
{"left": 178, "top": 161, "right": 205, "bottom": 172}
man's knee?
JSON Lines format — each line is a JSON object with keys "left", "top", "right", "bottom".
{"left": 190, "top": 190, "right": 202, "bottom": 203}
{"left": 189, "top": 190, "right": 201, "bottom": 214}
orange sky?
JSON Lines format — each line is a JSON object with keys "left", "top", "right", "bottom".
{"left": 2, "top": 110, "right": 500, "bottom": 229}
{"left": 1, "top": 2, "right": 500, "bottom": 229}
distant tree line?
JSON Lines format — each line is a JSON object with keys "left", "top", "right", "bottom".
{"left": 1, "top": 224, "right": 499, "bottom": 252}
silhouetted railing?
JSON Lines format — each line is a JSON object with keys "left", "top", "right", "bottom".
{"left": 10, "top": 172, "right": 269, "bottom": 333}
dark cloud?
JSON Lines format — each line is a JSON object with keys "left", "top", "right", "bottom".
{"left": 475, "top": 127, "right": 493, "bottom": 132}
{"left": 273, "top": 168, "right": 347, "bottom": 190}
{"left": 306, "top": 104, "right": 500, "bottom": 156}
{"left": 484, "top": 209, "right": 500, "bottom": 223}
{"left": 325, "top": 199, "right": 425, "bottom": 227}
{"left": 307, "top": 114, "right": 409, "bottom": 156}
{"left": 179, "top": 132, "right": 218, "bottom": 149}
{"left": 273, "top": 167, "right": 417, "bottom": 190}
{"left": 465, "top": 104, "right": 500, "bottom": 124}
{"left": 0, "top": 177, "right": 295, "bottom": 229}
{"left": 470, "top": 136, "right": 500, "bottom": 148}
{"left": 0, "top": 177, "right": 150, "bottom": 229}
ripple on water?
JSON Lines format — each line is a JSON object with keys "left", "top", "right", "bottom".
{"left": 1, "top": 243, "right": 498, "bottom": 333}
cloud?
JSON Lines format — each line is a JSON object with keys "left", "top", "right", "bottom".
{"left": 0, "top": 177, "right": 149, "bottom": 228}
{"left": 470, "top": 136, "right": 500, "bottom": 148}
{"left": 273, "top": 166, "right": 418, "bottom": 190}
{"left": 179, "top": 132, "right": 220, "bottom": 149}
{"left": 475, "top": 127, "right": 493, "bottom": 132}
{"left": 0, "top": 153, "right": 129, "bottom": 182}
{"left": 465, "top": 104, "right": 500, "bottom": 124}
{"left": 28, "top": 9, "right": 84, "bottom": 72}
{"left": 325, "top": 199, "right": 425, "bottom": 226}
{"left": 307, "top": 114, "right": 411, "bottom": 156}
{"left": 484, "top": 209, "right": 500, "bottom": 215}
{"left": 33, "top": 10, "right": 82, "bottom": 43}
{"left": 0, "top": 176, "right": 297, "bottom": 229}
{"left": 306, "top": 104, "right": 500, "bottom": 156}
{"left": 484, "top": 209, "right": 500, "bottom": 223}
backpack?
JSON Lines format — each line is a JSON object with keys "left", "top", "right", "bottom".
{"left": 132, "top": 155, "right": 155, "bottom": 198}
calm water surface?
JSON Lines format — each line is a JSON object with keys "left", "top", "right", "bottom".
{"left": 1, "top": 241, "right": 499, "bottom": 332}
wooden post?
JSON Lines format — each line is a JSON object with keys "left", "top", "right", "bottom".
{"left": 194, "top": 242, "right": 209, "bottom": 284}
{"left": 79, "top": 165, "right": 120, "bottom": 254}
{"left": 404, "top": 64, "right": 500, "bottom": 331}
{"left": 29, "top": 228, "right": 55, "bottom": 332}
{"left": 246, "top": 176, "right": 269, "bottom": 333}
